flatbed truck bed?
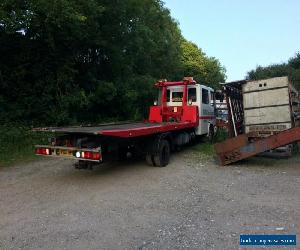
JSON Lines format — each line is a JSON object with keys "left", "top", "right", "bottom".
{"left": 34, "top": 121, "right": 197, "bottom": 137}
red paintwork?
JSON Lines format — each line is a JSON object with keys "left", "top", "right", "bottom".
{"left": 148, "top": 106, "right": 163, "bottom": 123}
{"left": 182, "top": 106, "right": 199, "bottom": 124}
{"left": 100, "top": 121, "right": 197, "bottom": 138}
{"left": 155, "top": 79, "right": 196, "bottom": 87}
{"left": 148, "top": 78, "right": 199, "bottom": 123}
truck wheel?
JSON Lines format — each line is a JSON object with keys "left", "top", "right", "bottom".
{"left": 153, "top": 140, "right": 170, "bottom": 167}
{"left": 146, "top": 153, "right": 155, "bottom": 166}
{"left": 208, "top": 125, "right": 215, "bottom": 143}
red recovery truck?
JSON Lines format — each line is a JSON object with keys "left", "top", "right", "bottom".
{"left": 34, "top": 77, "right": 216, "bottom": 168}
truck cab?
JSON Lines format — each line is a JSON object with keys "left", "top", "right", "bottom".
{"left": 154, "top": 78, "right": 216, "bottom": 136}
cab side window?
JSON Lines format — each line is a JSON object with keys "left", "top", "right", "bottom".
{"left": 188, "top": 88, "right": 197, "bottom": 102}
{"left": 202, "top": 89, "right": 209, "bottom": 104}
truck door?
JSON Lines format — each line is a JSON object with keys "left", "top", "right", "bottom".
{"left": 199, "top": 87, "right": 215, "bottom": 135}
{"left": 187, "top": 85, "right": 197, "bottom": 105}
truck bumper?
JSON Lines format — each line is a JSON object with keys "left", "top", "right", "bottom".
{"left": 35, "top": 145, "right": 102, "bottom": 163}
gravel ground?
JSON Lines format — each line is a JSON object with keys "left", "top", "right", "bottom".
{"left": 0, "top": 150, "right": 299, "bottom": 250}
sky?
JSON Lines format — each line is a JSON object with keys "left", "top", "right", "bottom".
{"left": 163, "top": 0, "right": 300, "bottom": 81}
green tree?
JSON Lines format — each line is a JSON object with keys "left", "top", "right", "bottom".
{"left": 180, "top": 39, "right": 226, "bottom": 89}
{"left": 0, "top": 0, "right": 105, "bottom": 124}
{"left": 0, "top": 0, "right": 227, "bottom": 125}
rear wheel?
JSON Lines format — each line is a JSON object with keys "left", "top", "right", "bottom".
{"left": 153, "top": 140, "right": 170, "bottom": 167}
{"left": 146, "top": 153, "right": 155, "bottom": 166}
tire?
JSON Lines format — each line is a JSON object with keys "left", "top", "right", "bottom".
{"left": 145, "top": 153, "right": 156, "bottom": 166}
{"left": 153, "top": 140, "right": 170, "bottom": 167}
{"left": 208, "top": 125, "right": 215, "bottom": 143}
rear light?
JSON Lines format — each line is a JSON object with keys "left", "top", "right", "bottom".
{"left": 84, "top": 151, "right": 100, "bottom": 160}
{"left": 76, "top": 151, "right": 101, "bottom": 161}
{"left": 35, "top": 147, "right": 51, "bottom": 155}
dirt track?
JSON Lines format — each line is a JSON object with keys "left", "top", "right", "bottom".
{"left": 0, "top": 150, "right": 299, "bottom": 250}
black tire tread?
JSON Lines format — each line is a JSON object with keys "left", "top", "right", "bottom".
{"left": 153, "top": 140, "right": 170, "bottom": 167}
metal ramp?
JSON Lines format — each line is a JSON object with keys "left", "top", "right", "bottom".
{"left": 215, "top": 126, "right": 300, "bottom": 165}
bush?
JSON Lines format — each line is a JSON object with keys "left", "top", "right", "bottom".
{"left": 0, "top": 124, "right": 49, "bottom": 166}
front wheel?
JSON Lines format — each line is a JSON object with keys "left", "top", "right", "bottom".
{"left": 208, "top": 125, "right": 215, "bottom": 143}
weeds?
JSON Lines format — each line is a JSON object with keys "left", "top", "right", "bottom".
{"left": 191, "top": 128, "right": 228, "bottom": 157}
{"left": 0, "top": 124, "right": 49, "bottom": 167}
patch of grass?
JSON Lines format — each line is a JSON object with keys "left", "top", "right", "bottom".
{"left": 213, "top": 128, "right": 228, "bottom": 143}
{"left": 191, "top": 143, "right": 215, "bottom": 156}
{"left": 0, "top": 125, "right": 50, "bottom": 167}
{"left": 191, "top": 128, "right": 228, "bottom": 157}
